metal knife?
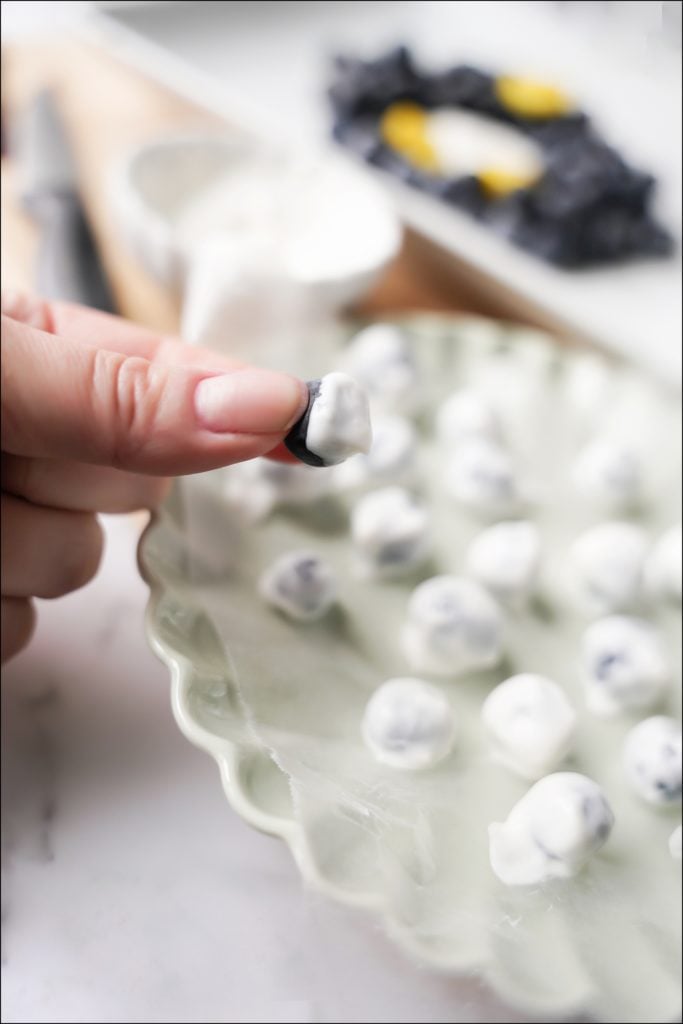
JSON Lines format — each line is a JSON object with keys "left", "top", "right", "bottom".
{"left": 18, "top": 89, "right": 116, "bottom": 311}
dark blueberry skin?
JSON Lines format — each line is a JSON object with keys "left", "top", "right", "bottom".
{"left": 284, "top": 379, "right": 325, "bottom": 468}
{"left": 328, "top": 48, "right": 674, "bottom": 268}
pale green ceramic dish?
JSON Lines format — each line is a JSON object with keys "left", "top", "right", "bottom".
{"left": 139, "top": 316, "right": 682, "bottom": 1023}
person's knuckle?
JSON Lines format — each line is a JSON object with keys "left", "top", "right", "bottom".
{"left": 92, "top": 350, "right": 164, "bottom": 469}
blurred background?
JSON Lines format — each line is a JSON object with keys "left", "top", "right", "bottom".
{"left": 2, "top": 0, "right": 682, "bottom": 377}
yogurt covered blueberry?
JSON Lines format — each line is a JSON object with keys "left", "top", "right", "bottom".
{"left": 482, "top": 674, "right": 577, "bottom": 780}
{"left": 342, "top": 323, "right": 420, "bottom": 415}
{"left": 465, "top": 520, "right": 540, "bottom": 604}
{"left": 285, "top": 373, "right": 372, "bottom": 467}
{"left": 403, "top": 575, "right": 504, "bottom": 678}
{"left": 446, "top": 438, "right": 520, "bottom": 517}
{"left": 646, "top": 524, "right": 683, "bottom": 603}
{"left": 570, "top": 521, "right": 648, "bottom": 615}
{"left": 435, "top": 389, "right": 502, "bottom": 446}
{"left": 260, "top": 550, "right": 337, "bottom": 621}
{"left": 351, "top": 487, "right": 430, "bottom": 577}
{"left": 581, "top": 615, "right": 669, "bottom": 716}
{"left": 362, "top": 677, "right": 456, "bottom": 770}
{"left": 623, "top": 716, "right": 682, "bottom": 806}
{"left": 573, "top": 437, "right": 643, "bottom": 511}
{"left": 489, "top": 772, "right": 614, "bottom": 885}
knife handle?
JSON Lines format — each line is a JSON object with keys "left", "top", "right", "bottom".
{"left": 32, "top": 192, "right": 116, "bottom": 313}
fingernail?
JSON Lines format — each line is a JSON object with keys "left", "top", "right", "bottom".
{"left": 195, "top": 370, "right": 308, "bottom": 435}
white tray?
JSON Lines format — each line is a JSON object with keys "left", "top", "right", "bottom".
{"left": 140, "top": 315, "right": 682, "bottom": 1023}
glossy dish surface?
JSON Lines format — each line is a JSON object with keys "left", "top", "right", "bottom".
{"left": 140, "top": 316, "right": 681, "bottom": 1024}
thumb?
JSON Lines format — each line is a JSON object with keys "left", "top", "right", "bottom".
{"left": 1, "top": 314, "right": 308, "bottom": 475}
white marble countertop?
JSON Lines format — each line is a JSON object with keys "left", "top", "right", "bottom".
{"left": 1, "top": 515, "right": 545, "bottom": 1024}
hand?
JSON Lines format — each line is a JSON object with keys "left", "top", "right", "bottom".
{"left": 1, "top": 292, "right": 308, "bottom": 663}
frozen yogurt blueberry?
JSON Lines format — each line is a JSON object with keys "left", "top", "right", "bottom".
{"left": 489, "top": 772, "right": 614, "bottom": 885}
{"left": 351, "top": 486, "right": 430, "bottom": 577}
{"left": 341, "top": 323, "right": 420, "bottom": 414}
{"left": 446, "top": 438, "right": 520, "bottom": 517}
{"left": 362, "top": 677, "right": 456, "bottom": 770}
{"left": 285, "top": 373, "right": 372, "bottom": 467}
{"left": 623, "top": 716, "right": 682, "bottom": 806}
{"left": 581, "top": 615, "right": 669, "bottom": 716}
{"left": 482, "top": 674, "right": 577, "bottom": 780}
{"left": 573, "top": 437, "right": 643, "bottom": 511}
{"left": 403, "top": 575, "right": 504, "bottom": 678}
{"left": 435, "top": 389, "right": 502, "bottom": 446}
{"left": 465, "top": 520, "right": 540, "bottom": 604}
{"left": 570, "top": 521, "right": 648, "bottom": 615}
{"left": 260, "top": 550, "right": 337, "bottom": 621}
{"left": 646, "top": 524, "right": 682, "bottom": 603}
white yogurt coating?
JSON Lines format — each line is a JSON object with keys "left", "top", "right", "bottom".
{"left": 482, "top": 674, "right": 578, "bottom": 780}
{"left": 623, "top": 716, "right": 682, "bottom": 806}
{"left": 222, "top": 458, "right": 333, "bottom": 522}
{"left": 259, "top": 550, "right": 337, "bottom": 622}
{"left": 304, "top": 373, "right": 372, "bottom": 466}
{"left": 351, "top": 487, "right": 430, "bottom": 577}
{"left": 446, "top": 438, "right": 520, "bottom": 517}
{"left": 435, "top": 389, "right": 502, "bottom": 446}
{"left": 581, "top": 615, "right": 670, "bottom": 716}
{"left": 564, "top": 354, "right": 614, "bottom": 421}
{"left": 646, "top": 524, "right": 683, "bottom": 603}
{"left": 573, "top": 437, "right": 643, "bottom": 511}
{"left": 341, "top": 324, "right": 420, "bottom": 415}
{"left": 334, "top": 414, "right": 417, "bottom": 489}
{"left": 403, "top": 575, "right": 504, "bottom": 678}
{"left": 465, "top": 520, "right": 540, "bottom": 604}
{"left": 362, "top": 677, "right": 456, "bottom": 770}
{"left": 489, "top": 772, "right": 614, "bottom": 886}
{"left": 670, "top": 825, "right": 682, "bottom": 860}
{"left": 570, "top": 521, "right": 648, "bottom": 615}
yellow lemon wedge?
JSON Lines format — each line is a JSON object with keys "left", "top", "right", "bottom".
{"left": 477, "top": 165, "right": 540, "bottom": 198}
{"left": 495, "top": 76, "right": 572, "bottom": 119}
{"left": 380, "top": 102, "right": 441, "bottom": 173}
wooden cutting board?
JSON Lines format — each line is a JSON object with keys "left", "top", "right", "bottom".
{"left": 0, "top": 39, "right": 544, "bottom": 335}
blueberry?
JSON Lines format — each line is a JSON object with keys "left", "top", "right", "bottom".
{"left": 284, "top": 380, "right": 325, "bottom": 468}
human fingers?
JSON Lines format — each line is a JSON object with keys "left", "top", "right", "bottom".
{"left": 1, "top": 596, "right": 36, "bottom": 663}
{"left": 1, "top": 314, "right": 308, "bottom": 475}
{"left": 1, "top": 494, "right": 104, "bottom": 599}
{"left": 1, "top": 454, "right": 170, "bottom": 513}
